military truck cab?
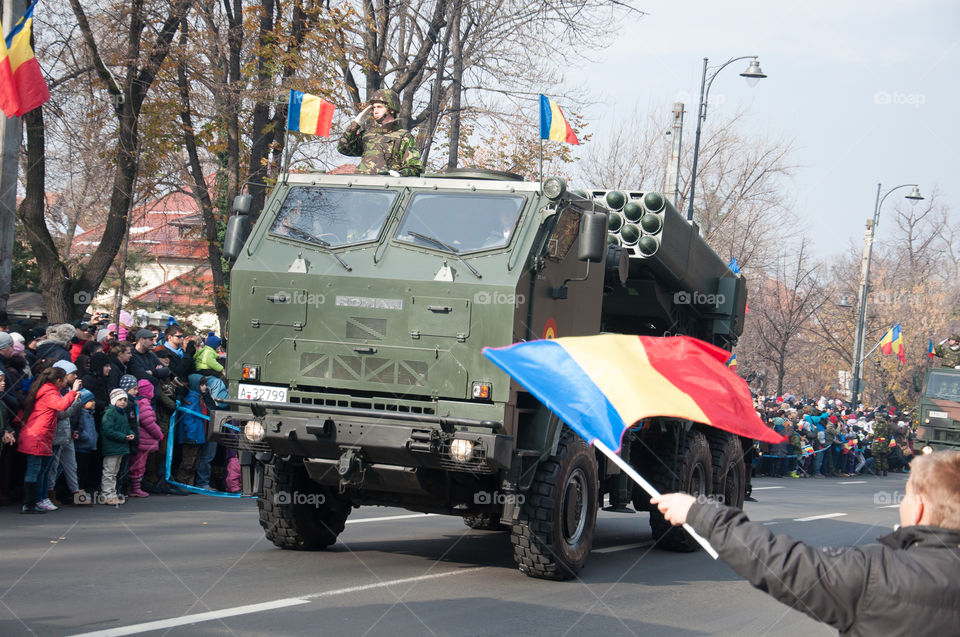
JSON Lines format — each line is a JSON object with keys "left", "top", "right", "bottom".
{"left": 214, "top": 169, "right": 749, "bottom": 580}
{"left": 915, "top": 367, "right": 960, "bottom": 451}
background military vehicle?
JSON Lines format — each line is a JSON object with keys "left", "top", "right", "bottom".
{"left": 914, "top": 367, "right": 960, "bottom": 452}
{"left": 215, "top": 169, "right": 749, "bottom": 580}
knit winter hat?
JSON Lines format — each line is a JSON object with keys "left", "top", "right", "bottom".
{"left": 0, "top": 332, "right": 13, "bottom": 350}
{"left": 53, "top": 360, "right": 78, "bottom": 375}
{"left": 119, "top": 374, "right": 138, "bottom": 391}
{"left": 205, "top": 332, "right": 222, "bottom": 349}
{"left": 110, "top": 388, "right": 127, "bottom": 405}
{"left": 47, "top": 323, "right": 78, "bottom": 344}
{"left": 78, "top": 389, "right": 95, "bottom": 405}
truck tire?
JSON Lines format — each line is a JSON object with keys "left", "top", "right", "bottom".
{"left": 259, "top": 458, "right": 351, "bottom": 550}
{"left": 649, "top": 431, "right": 712, "bottom": 552}
{"left": 710, "top": 434, "right": 745, "bottom": 509}
{"left": 463, "top": 512, "right": 502, "bottom": 530}
{"left": 511, "top": 428, "right": 599, "bottom": 580}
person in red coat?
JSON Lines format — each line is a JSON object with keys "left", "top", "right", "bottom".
{"left": 17, "top": 366, "right": 81, "bottom": 513}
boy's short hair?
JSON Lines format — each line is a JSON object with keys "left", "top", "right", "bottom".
{"left": 910, "top": 451, "right": 960, "bottom": 531}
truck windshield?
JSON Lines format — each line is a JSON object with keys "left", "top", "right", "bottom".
{"left": 269, "top": 186, "right": 398, "bottom": 248}
{"left": 395, "top": 192, "right": 525, "bottom": 253}
{"left": 926, "top": 371, "right": 960, "bottom": 401}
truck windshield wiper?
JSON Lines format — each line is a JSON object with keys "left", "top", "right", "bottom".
{"left": 281, "top": 224, "right": 352, "bottom": 271}
{"left": 409, "top": 231, "right": 481, "bottom": 279}
{"left": 313, "top": 237, "right": 352, "bottom": 271}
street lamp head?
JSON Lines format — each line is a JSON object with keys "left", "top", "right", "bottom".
{"left": 905, "top": 186, "right": 924, "bottom": 202}
{"left": 740, "top": 59, "right": 767, "bottom": 87}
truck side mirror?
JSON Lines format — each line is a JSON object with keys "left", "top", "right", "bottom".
{"left": 913, "top": 373, "right": 923, "bottom": 393}
{"left": 578, "top": 212, "right": 607, "bottom": 262}
{"left": 233, "top": 194, "right": 252, "bottom": 215}
{"left": 224, "top": 195, "right": 253, "bottom": 261}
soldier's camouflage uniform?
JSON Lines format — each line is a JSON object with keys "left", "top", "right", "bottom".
{"left": 871, "top": 417, "right": 893, "bottom": 475}
{"left": 934, "top": 343, "right": 960, "bottom": 368}
{"left": 337, "top": 119, "right": 423, "bottom": 177}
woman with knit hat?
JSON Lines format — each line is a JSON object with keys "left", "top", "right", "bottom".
{"left": 17, "top": 367, "right": 81, "bottom": 513}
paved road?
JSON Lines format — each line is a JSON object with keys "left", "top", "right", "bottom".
{"left": 0, "top": 473, "right": 909, "bottom": 636}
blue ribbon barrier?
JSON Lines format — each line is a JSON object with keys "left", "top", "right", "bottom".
{"left": 165, "top": 400, "right": 254, "bottom": 499}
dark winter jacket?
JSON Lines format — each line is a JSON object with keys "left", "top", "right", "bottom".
{"left": 128, "top": 347, "right": 170, "bottom": 388}
{"left": 176, "top": 374, "right": 207, "bottom": 444}
{"left": 100, "top": 405, "right": 133, "bottom": 457}
{"left": 35, "top": 339, "right": 71, "bottom": 365}
{"left": 688, "top": 500, "right": 960, "bottom": 637}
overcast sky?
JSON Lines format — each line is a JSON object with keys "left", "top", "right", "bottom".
{"left": 568, "top": 0, "right": 957, "bottom": 258}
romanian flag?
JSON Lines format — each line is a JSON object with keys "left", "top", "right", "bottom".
{"left": 802, "top": 444, "right": 814, "bottom": 456}
{"left": 483, "top": 334, "right": 784, "bottom": 452}
{"left": 4, "top": 0, "right": 49, "bottom": 117}
{"left": 539, "top": 94, "right": 579, "bottom": 145}
{"left": 287, "top": 89, "right": 335, "bottom": 136}
{"left": 727, "top": 353, "right": 738, "bottom": 371}
{"left": 929, "top": 339, "right": 935, "bottom": 358}
{"left": 0, "top": 21, "right": 19, "bottom": 117}
{"left": 880, "top": 322, "right": 906, "bottom": 363}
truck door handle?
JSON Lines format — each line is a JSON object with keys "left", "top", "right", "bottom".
{"left": 427, "top": 305, "right": 452, "bottom": 313}
{"left": 353, "top": 347, "right": 378, "bottom": 354}
{"left": 266, "top": 293, "right": 290, "bottom": 303}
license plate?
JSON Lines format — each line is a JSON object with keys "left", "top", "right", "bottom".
{"left": 237, "top": 384, "right": 288, "bottom": 402}
{"left": 929, "top": 410, "right": 949, "bottom": 419}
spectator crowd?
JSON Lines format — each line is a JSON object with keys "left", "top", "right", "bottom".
{"left": 0, "top": 310, "right": 236, "bottom": 513}
{"left": 753, "top": 394, "right": 917, "bottom": 480}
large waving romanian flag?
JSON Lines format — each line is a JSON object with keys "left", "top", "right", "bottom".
{"left": 483, "top": 334, "right": 783, "bottom": 452}
{"left": 538, "top": 94, "right": 579, "bottom": 145}
{"left": 287, "top": 89, "right": 335, "bottom": 137}
{"left": 5, "top": 0, "right": 49, "bottom": 117}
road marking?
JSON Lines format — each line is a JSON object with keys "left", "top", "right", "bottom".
{"left": 762, "top": 522, "right": 779, "bottom": 526}
{"left": 877, "top": 504, "right": 900, "bottom": 509}
{"left": 839, "top": 481, "right": 866, "bottom": 484}
{"left": 594, "top": 541, "right": 654, "bottom": 554}
{"left": 303, "top": 567, "right": 485, "bottom": 599}
{"left": 793, "top": 513, "right": 847, "bottom": 522}
{"left": 751, "top": 486, "right": 784, "bottom": 490}
{"left": 68, "top": 599, "right": 311, "bottom": 636}
{"left": 70, "top": 568, "right": 484, "bottom": 637}
{"left": 346, "top": 513, "right": 440, "bottom": 525}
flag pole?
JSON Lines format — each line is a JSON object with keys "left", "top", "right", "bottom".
{"left": 539, "top": 137, "right": 543, "bottom": 189}
{"left": 593, "top": 439, "right": 719, "bottom": 559}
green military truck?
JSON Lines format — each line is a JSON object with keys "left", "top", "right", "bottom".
{"left": 214, "top": 169, "right": 749, "bottom": 580}
{"left": 914, "top": 367, "right": 960, "bottom": 452}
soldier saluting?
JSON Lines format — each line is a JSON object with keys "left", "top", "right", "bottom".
{"left": 934, "top": 333, "right": 960, "bottom": 369}
{"left": 337, "top": 89, "right": 423, "bottom": 177}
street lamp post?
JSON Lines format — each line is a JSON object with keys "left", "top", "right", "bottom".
{"left": 849, "top": 183, "right": 924, "bottom": 408}
{"left": 686, "top": 56, "right": 767, "bottom": 222}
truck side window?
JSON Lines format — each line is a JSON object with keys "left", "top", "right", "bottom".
{"left": 547, "top": 206, "right": 580, "bottom": 261}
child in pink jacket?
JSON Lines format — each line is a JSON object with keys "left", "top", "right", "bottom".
{"left": 129, "top": 379, "right": 164, "bottom": 497}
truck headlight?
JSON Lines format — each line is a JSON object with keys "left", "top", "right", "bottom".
{"left": 449, "top": 438, "right": 474, "bottom": 462}
{"left": 244, "top": 420, "right": 265, "bottom": 442}
{"left": 922, "top": 445, "right": 933, "bottom": 455}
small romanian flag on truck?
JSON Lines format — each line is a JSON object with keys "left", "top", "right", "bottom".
{"left": 287, "top": 89, "right": 335, "bottom": 137}
{"left": 539, "top": 94, "right": 579, "bottom": 145}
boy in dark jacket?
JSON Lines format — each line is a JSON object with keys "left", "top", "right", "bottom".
{"left": 652, "top": 450, "right": 960, "bottom": 636}
{"left": 174, "top": 374, "right": 207, "bottom": 485}
{"left": 100, "top": 389, "right": 134, "bottom": 505}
